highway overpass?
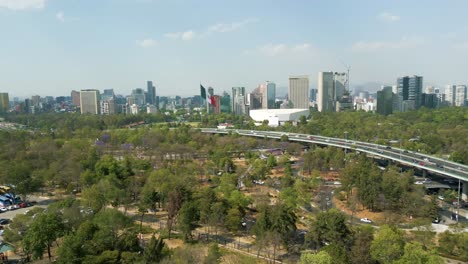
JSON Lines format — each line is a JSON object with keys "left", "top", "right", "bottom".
{"left": 201, "top": 128, "right": 468, "bottom": 200}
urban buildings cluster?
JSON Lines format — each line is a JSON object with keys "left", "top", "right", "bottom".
{"left": 0, "top": 73, "right": 466, "bottom": 117}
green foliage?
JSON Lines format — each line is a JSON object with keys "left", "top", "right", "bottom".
{"left": 204, "top": 243, "right": 222, "bottom": 264}
{"left": 23, "top": 212, "right": 65, "bottom": 260}
{"left": 299, "top": 251, "right": 333, "bottom": 264}
{"left": 370, "top": 225, "right": 405, "bottom": 264}
{"left": 307, "top": 208, "right": 352, "bottom": 248}
{"left": 350, "top": 226, "right": 375, "bottom": 264}
{"left": 395, "top": 242, "right": 443, "bottom": 264}
{"left": 144, "top": 235, "right": 168, "bottom": 263}
{"left": 225, "top": 207, "right": 242, "bottom": 232}
{"left": 179, "top": 201, "right": 200, "bottom": 241}
{"left": 437, "top": 231, "right": 468, "bottom": 261}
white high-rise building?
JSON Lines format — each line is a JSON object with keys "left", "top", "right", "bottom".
{"left": 445, "top": 85, "right": 466, "bottom": 106}
{"left": 334, "top": 72, "right": 347, "bottom": 101}
{"left": 232, "top": 87, "right": 246, "bottom": 115}
{"left": 80, "top": 89, "right": 100, "bottom": 114}
{"left": 288, "top": 75, "right": 309, "bottom": 109}
{"left": 455, "top": 85, "right": 467, "bottom": 106}
{"left": 317, "top": 72, "right": 335, "bottom": 112}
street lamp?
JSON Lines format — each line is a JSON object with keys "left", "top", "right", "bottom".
{"left": 344, "top": 131, "right": 349, "bottom": 162}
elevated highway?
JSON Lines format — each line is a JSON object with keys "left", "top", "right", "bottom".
{"left": 201, "top": 128, "right": 468, "bottom": 200}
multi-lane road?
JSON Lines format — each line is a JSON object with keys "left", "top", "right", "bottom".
{"left": 201, "top": 128, "right": 468, "bottom": 182}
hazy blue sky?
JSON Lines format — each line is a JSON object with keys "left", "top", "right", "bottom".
{"left": 1, "top": 0, "right": 467, "bottom": 97}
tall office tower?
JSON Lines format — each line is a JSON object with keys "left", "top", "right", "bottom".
{"left": 232, "top": 87, "right": 246, "bottom": 115}
{"left": 71, "top": 90, "right": 81, "bottom": 107}
{"left": 397, "top": 75, "right": 423, "bottom": 110}
{"left": 0, "top": 93, "right": 9, "bottom": 113}
{"left": 310, "top": 89, "right": 317, "bottom": 102}
{"left": 317, "top": 72, "right": 335, "bottom": 112}
{"left": 397, "top": 77, "right": 409, "bottom": 100}
{"left": 421, "top": 93, "right": 438, "bottom": 108}
{"left": 377, "top": 86, "right": 394, "bottom": 115}
{"left": 445, "top": 85, "right": 456, "bottom": 105}
{"left": 31, "top": 95, "right": 41, "bottom": 107}
{"left": 455, "top": 85, "right": 467, "bottom": 106}
{"left": 147, "top": 81, "right": 156, "bottom": 105}
{"left": 220, "top": 92, "right": 231, "bottom": 113}
{"left": 288, "top": 75, "right": 309, "bottom": 109}
{"left": 131, "top": 88, "right": 146, "bottom": 106}
{"left": 102, "top": 89, "right": 115, "bottom": 100}
{"left": 334, "top": 72, "right": 347, "bottom": 101}
{"left": 247, "top": 93, "right": 262, "bottom": 110}
{"left": 266, "top": 81, "right": 276, "bottom": 109}
{"left": 80, "top": 89, "right": 100, "bottom": 114}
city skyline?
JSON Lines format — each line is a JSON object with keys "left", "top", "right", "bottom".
{"left": 1, "top": 0, "right": 468, "bottom": 97}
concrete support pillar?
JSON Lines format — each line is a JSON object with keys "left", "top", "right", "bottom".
{"left": 462, "top": 181, "right": 468, "bottom": 202}
{"left": 422, "top": 170, "right": 427, "bottom": 178}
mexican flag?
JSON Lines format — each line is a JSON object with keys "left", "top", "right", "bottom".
{"left": 200, "top": 84, "right": 216, "bottom": 107}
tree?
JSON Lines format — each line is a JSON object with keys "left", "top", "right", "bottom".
{"left": 350, "top": 226, "right": 375, "bottom": 264}
{"left": 269, "top": 203, "right": 297, "bottom": 247}
{"left": 395, "top": 242, "right": 443, "bottom": 264}
{"left": 307, "top": 209, "right": 352, "bottom": 249}
{"left": 179, "top": 201, "right": 200, "bottom": 241}
{"left": 204, "top": 243, "right": 222, "bottom": 264}
{"left": 144, "top": 235, "right": 168, "bottom": 263}
{"left": 299, "top": 251, "right": 332, "bottom": 264}
{"left": 370, "top": 225, "right": 405, "bottom": 264}
{"left": 23, "top": 213, "right": 65, "bottom": 261}
{"left": 266, "top": 154, "right": 277, "bottom": 169}
{"left": 225, "top": 207, "right": 242, "bottom": 232}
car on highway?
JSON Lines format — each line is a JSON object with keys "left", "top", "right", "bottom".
{"left": 418, "top": 162, "right": 426, "bottom": 166}
{"left": 360, "top": 218, "right": 372, "bottom": 223}
{"left": 436, "top": 164, "right": 444, "bottom": 169}
{"left": 309, "top": 136, "right": 315, "bottom": 140}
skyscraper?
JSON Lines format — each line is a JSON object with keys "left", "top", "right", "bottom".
{"left": 447, "top": 84, "right": 467, "bottom": 106}
{"left": 377, "top": 86, "right": 394, "bottom": 115}
{"left": 0, "top": 93, "right": 9, "bottom": 113}
{"left": 334, "top": 72, "right": 347, "bottom": 101}
{"left": 232, "top": 87, "right": 246, "bottom": 115}
{"left": 131, "top": 88, "right": 146, "bottom": 106}
{"left": 397, "top": 75, "right": 423, "bottom": 110}
{"left": 288, "top": 75, "right": 309, "bottom": 109}
{"left": 147, "top": 81, "right": 156, "bottom": 105}
{"left": 80, "top": 90, "right": 100, "bottom": 114}
{"left": 317, "top": 72, "right": 335, "bottom": 112}
{"left": 266, "top": 81, "right": 276, "bottom": 109}
{"left": 71, "top": 90, "right": 81, "bottom": 107}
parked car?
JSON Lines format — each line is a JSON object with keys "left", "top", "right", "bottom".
{"left": 19, "top": 202, "right": 28, "bottom": 208}
{"left": 432, "top": 218, "right": 441, "bottom": 224}
{"left": 360, "top": 218, "right": 372, "bottom": 223}
{"left": 0, "top": 207, "right": 7, "bottom": 213}
{"left": 0, "top": 219, "right": 9, "bottom": 225}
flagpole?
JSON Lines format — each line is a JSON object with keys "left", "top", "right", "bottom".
{"left": 206, "top": 85, "right": 210, "bottom": 114}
